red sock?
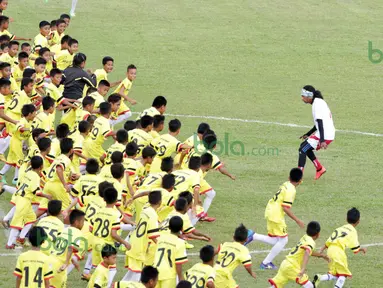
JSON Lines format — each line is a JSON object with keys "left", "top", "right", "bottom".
{"left": 313, "top": 159, "right": 322, "bottom": 171}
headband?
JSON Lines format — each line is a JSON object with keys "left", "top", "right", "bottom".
{"left": 301, "top": 88, "right": 314, "bottom": 98}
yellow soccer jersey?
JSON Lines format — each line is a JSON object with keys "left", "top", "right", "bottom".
{"left": 154, "top": 233, "right": 188, "bottom": 280}
{"left": 14, "top": 170, "right": 41, "bottom": 201}
{"left": 33, "top": 33, "right": 48, "bottom": 51}
{"left": 104, "top": 142, "right": 125, "bottom": 165}
{"left": 6, "top": 90, "right": 32, "bottom": 119}
{"left": 138, "top": 172, "right": 166, "bottom": 191}
{"left": 49, "top": 31, "right": 65, "bottom": 48}
{"left": 94, "top": 68, "right": 108, "bottom": 84}
{"left": 37, "top": 216, "right": 65, "bottom": 256}
{"left": 13, "top": 117, "right": 33, "bottom": 141}
{"left": 128, "top": 206, "right": 160, "bottom": 261}
{"left": 90, "top": 115, "right": 113, "bottom": 150}
{"left": 182, "top": 148, "right": 222, "bottom": 176}
{"left": 149, "top": 130, "right": 160, "bottom": 140}
{"left": 71, "top": 108, "right": 90, "bottom": 135}
{"left": 265, "top": 181, "right": 296, "bottom": 223}
{"left": 78, "top": 195, "right": 106, "bottom": 223}
{"left": 13, "top": 250, "right": 54, "bottom": 288}
{"left": 72, "top": 133, "right": 85, "bottom": 170}
{"left": 53, "top": 226, "right": 86, "bottom": 264}
{"left": 161, "top": 210, "right": 195, "bottom": 235}
{"left": 55, "top": 49, "right": 74, "bottom": 70}
{"left": 151, "top": 133, "right": 181, "bottom": 159}
{"left": 50, "top": 137, "right": 61, "bottom": 157}
{"left": 186, "top": 263, "right": 216, "bottom": 288}
{"left": 45, "top": 154, "right": 72, "bottom": 183}
{"left": 137, "top": 106, "right": 160, "bottom": 120}
{"left": 0, "top": 52, "right": 17, "bottom": 67}
{"left": 35, "top": 72, "right": 45, "bottom": 89}
{"left": 113, "top": 281, "right": 145, "bottom": 288}
{"left": 90, "top": 207, "right": 123, "bottom": 245}
{"left": 71, "top": 174, "right": 101, "bottom": 198}
{"left": 129, "top": 128, "right": 153, "bottom": 157}
{"left": 0, "top": 29, "right": 15, "bottom": 41}
{"left": 99, "top": 164, "right": 114, "bottom": 182}
{"left": 172, "top": 168, "right": 200, "bottom": 194}
{"left": 12, "top": 65, "right": 25, "bottom": 87}
{"left": 114, "top": 77, "right": 132, "bottom": 96}
{"left": 45, "top": 82, "right": 64, "bottom": 105}
{"left": 109, "top": 178, "right": 123, "bottom": 206}
{"left": 215, "top": 242, "right": 252, "bottom": 276}
{"left": 325, "top": 224, "right": 360, "bottom": 253}
{"left": 88, "top": 262, "right": 109, "bottom": 288}
{"left": 285, "top": 234, "right": 316, "bottom": 269}
{"left": 32, "top": 111, "right": 52, "bottom": 133}
{"left": 124, "top": 157, "right": 138, "bottom": 186}
{"left": 89, "top": 91, "right": 105, "bottom": 109}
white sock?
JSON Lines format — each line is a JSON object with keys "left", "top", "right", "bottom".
{"left": 110, "top": 111, "right": 132, "bottom": 126}
{"left": 252, "top": 233, "right": 279, "bottom": 245}
{"left": 108, "top": 268, "right": 117, "bottom": 287}
{"left": 70, "top": 0, "right": 78, "bottom": 13}
{"left": 7, "top": 228, "right": 19, "bottom": 246}
{"left": 320, "top": 274, "right": 337, "bottom": 281}
{"left": 32, "top": 204, "right": 39, "bottom": 212}
{"left": 13, "top": 167, "right": 19, "bottom": 180}
{"left": 4, "top": 206, "right": 15, "bottom": 221}
{"left": 124, "top": 234, "right": 130, "bottom": 242}
{"left": 0, "top": 135, "right": 10, "bottom": 154}
{"left": 302, "top": 282, "right": 314, "bottom": 288}
{"left": 3, "top": 185, "right": 16, "bottom": 195}
{"left": 83, "top": 253, "right": 93, "bottom": 275}
{"left": 19, "top": 223, "right": 33, "bottom": 239}
{"left": 202, "top": 189, "right": 216, "bottom": 213}
{"left": 120, "top": 224, "right": 135, "bottom": 231}
{"left": 263, "top": 237, "right": 288, "bottom": 264}
{"left": 67, "top": 263, "right": 75, "bottom": 274}
{"left": 335, "top": 276, "right": 346, "bottom": 288}
{"left": 187, "top": 210, "right": 199, "bottom": 226}
{"left": 0, "top": 164, "right": 11, "bottom": 175}
{"left": 80, "top": 165, "right": 86, "bottom": 174}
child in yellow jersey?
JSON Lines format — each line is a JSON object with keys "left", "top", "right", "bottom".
{"left": 215, "top": 224, "right": 256, "bottom": 288}
{"left": 0, "top": 62, "right": 18, "bottom": 103}
{"left": 150, "top": 114, "right": 165, "bottom": 139}
{"left": 94, "top": 56, "right": 121, "bottom": 88}
{"left": 124, "top": 190, "right": 161, "bottom": 282}
{"left": 12, "top": 52, "right": 29, "bottom": 87}
{"left": 122, "top": 142, "right": 139, "bottom": 214}
{"left": 33, "top": 21, "right": 50, "bottom": 55}
{"left": 34, "top": 57, "right": 47, "bottom": 96}
{"left": 37, "top": 138, "right": 74, "bottom": 214}
{"left": 70, "top": 96, "right": 95, "bottom": 136}
{"left": 88, "top": 80, "right": 110, "bottom": 112}
{"left": 114, "top": 265, "right": 159, "bottom": 288}
{"left": 88, "top": 244, "right": 118, "bottom": 288}
{"left": 245, "top": 168, "right": 304, "bottom": 270}
{"left": 101, "top": 129, "right": 128, "bottom": 165}
{"left": 112, "top": 64, "right": 137, "bottom": 124}
{"left": 84, "top": 102, "right": 115, "bottom": 164}
{"left": 38, "top": 47, "right": 54, "bottom": 76}
{"left": 110, "top": 163, "right": 126, "bottom": 210}
{"left": 90, "top": 187, "right": 130, "bottom": 269}
{"left": 137, "top": 95, "right": 167, "bottom": 120}
{"left": 13, "top": 227, "right": 54, "bottom": 288}
{"left": 99, "top": 151, "right": 123, "bottom": 183}
{"left": 54, "top": 38, "right": 78, "bottom": 70}
{"left": 0, "top": 40, "right": 22, "bottom": 67}
{"left": 50, "top": 209, "right": 86, "bottom": 288}
{"left": 312, "top": 208, "right": 367, "bottom": 288}
{"left": 128, "top": 115, "right": 154, "bottom": 157}
{"left": 150, "top": 119, "right": 190, "bottom": 173}
{"left": 154, "top": 215, "right": 188, "bottom": 288}
{"left": 37, "top": 200, "right": 64, "bottom": 256}
{"left": 70, "top": 121, "right": 91, "bottom": 173}
{"left": 6, "top": 156, "right": 51, "bottom": 248}
{"left": 48, "top": 19, "right": 66, "bottom": 53}
{"left": 3, "top": 104, "right": 36, "bottom": 183}
{"left": 71, "top": 158, "right": 101, "bottom": 200}
{"left": 269, "top": 221, "right": 328, "bottom": 288}
{"left": 49, "top": 123, "right": 70, "bottom": 157}
{"left": 136, "top": 146, "right": 157, "bottom": 184}
{"left": 186, "top": 245, "right": 216, "bottom": 288}
{"left": 32, "top": 96, "right": 55, "bottom": 135}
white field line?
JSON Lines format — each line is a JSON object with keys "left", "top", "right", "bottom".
{"left": 132, "top": 112, "right": 383, "bottom": 137}
{"left": 0, "top": 242, "right": 382, "bottom": 258}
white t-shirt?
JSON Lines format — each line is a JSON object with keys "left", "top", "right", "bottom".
{"left": 312, "top": 98, "right": 335, "bottom": 140}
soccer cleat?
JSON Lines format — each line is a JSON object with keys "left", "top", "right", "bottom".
{"left": 0, "top": 154, "right": 6, "bottom": 162}
{"left": 12, "top": 178, "right": 18, "bottom": 185}
{"left": 81, "top": 273, "right": 92, "bottom": 282}
{"left": 315, "top": 167, "right": 326, "bottom": 180}
{"left": 199, "top": 213, "right": 216, "bottom": 223}
{"left": 1, "top": 218, "right": 9, "bottom": 229}
{"left": 16, "top": 237, "right": 30, "bottom": 247}
{"left": 5, "top": 244, "right": 15, "bottom": 249}
{"left": 185, "top": 242, "right": 194, "bottom": 249}
{"left": 260, "top": 262, "right": 278, "bottom": 270}
{"left": 244, "top": 229, "right": 255, "bottom": 246}
{"left": 312, "top": 274, "right": 321, "bottom": 287}
{"left": 70, "top": 12, "right": 76, "bottom": 17}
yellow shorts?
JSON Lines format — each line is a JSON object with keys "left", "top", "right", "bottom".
{"left": 50, "top": 258, "right": 67, "bottom": 288}
{"left": 44, "top": 181, "right": 71, "bottom": 210}
{"left": 267, "top": 219, "right": 287, "bottom": 237}
{"left": 124, "top": 255, "right": 144, "bottom": 272}
{"left": 10, "top": 196, "right": 36, "bottom": 230}
{"left": 117, "top": 101, "right": 130, "bottom": 115}
{"left": 6, "top": 137, "right": 24, "bottom": 167}
{"left": 86, "top": 147, "right": 105, "bottom": 165}
{"left": 327, "top": 246, "right": 352, "bottom": 277}
{"left": 215, "top": 271, "right": 238, "bottom": 288}
{"left": 156, "top": 278, "right": 176, "bottom": 288}
{"left": 149, "top": 157, "right": 162, "bottom": 174}
{"left": 269, "top": 260, "right": 309, "bottom": 288}
{"left": 144, "top": 242, "right": 157, "bottom": 266}
{"left": 200, "top": 179, "right": 213, "bottom": 194}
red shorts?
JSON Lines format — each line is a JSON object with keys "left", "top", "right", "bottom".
{"left": 308, "top": 135, "right": 333, "bottom": 151}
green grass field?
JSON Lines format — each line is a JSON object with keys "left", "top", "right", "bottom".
{"left": 1, "top": 0, "right": 383, "bottom": 287}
